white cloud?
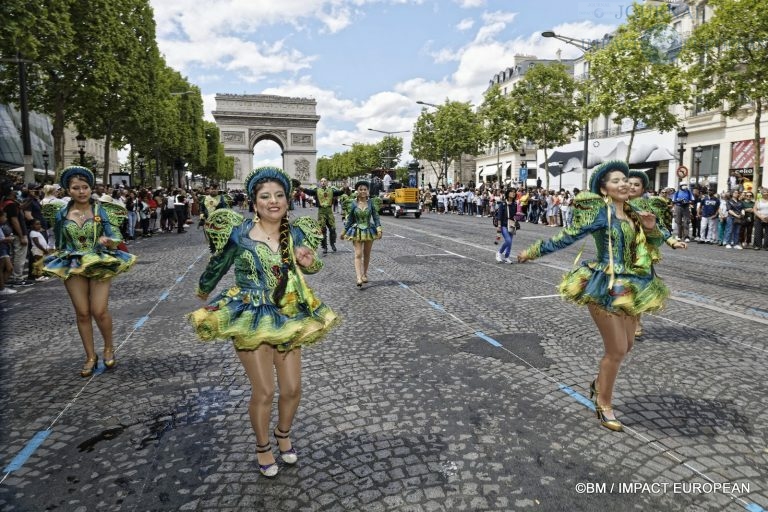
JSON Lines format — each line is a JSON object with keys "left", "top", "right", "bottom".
{"left": 456, "top": 0, "right": 485, "bottom": 7}
{"left": 456, "top": 17, "right": 474, "bottom": 31}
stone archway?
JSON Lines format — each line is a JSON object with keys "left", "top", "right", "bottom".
{"left": 213, "top": 94, "right": 320, "bottom": 189}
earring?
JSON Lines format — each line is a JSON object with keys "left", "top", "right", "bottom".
{"left": 253, "top": 211, "right": 260, "bottom": 223}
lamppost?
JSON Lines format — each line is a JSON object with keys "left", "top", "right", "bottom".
{"left": 76, "top": 133, "right": 86, "bottom": 166}
{"left": 367, "top": 127, "right": 409, "bottom": 170}
{"left": 42, "top": 150, "right": 49, "bottom": 184}
{"left": 541, "top": 30, "right": 603, "bottom": 192}
{"left": 693, "top": 145, "right": 703, "bottom": 188}
{"left": 138, "top": 154, "right": 146, "bottom": 187}
{"left": 677, "top": 126, "right": 688, "bottom": 165}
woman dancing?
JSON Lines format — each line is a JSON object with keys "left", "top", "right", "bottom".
{"left": 189, "top": 167, "right": 339, "bottom": 477}
{"left": 43, "top": 166, "right": 135, "bottom": 377}
{"left": 518, "top": 161, "right": 680, "bottom": 431}
{"left": 340, "top": 180, "right": 382, "bottom": 287}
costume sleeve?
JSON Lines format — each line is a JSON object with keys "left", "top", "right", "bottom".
{"left": 333, "top": 187, "right": 344, "bottom": 197}
{"left": 204, "top": 209, "right": 244, "bottom": 254}
{"left": 197, "top": 238, "right": 238, "bottom": 295}
{"left": 370, "top": 199, "right": 381, "bottom": 231}
{"left": 343, "top": 202, "right": 356, "bottom": 232}
{"left": 302, "top": 187, "right": 318, "bottom": 198}
{"left": 290, "top": 216, "right": 324, "bottom": 274}
{"left": 54, "top": 205, "right": 67, "bottom": 251}
{"left": 522, "top": 193, "right": 607, "bottom": 260}
{"left": 98, "top": 203, "right": 127, "bottom": 241}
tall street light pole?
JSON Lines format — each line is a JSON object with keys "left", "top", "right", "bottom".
{"left": 76, "top": 133, "right": 87, "bottom": 166}
{"left": 42, "top": 150, "right": 49, "bottom": 184}
{"left": 693, "top": 145, "right": 703, "bottom": 188}
{"left": 367, "top": 127, "right": 409, "bottom": 171}
{"left": 2, "top": 55, "right": 34, "bottom": 183}
{"left": 542, "top": 31, "right": 602, "bottom": 192}
{"left": 676, "top": 126, "right": 688, "bottom": 185}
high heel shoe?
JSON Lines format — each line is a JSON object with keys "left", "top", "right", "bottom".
{"left": 595, "top": 404, "right": 623, "bottom": 432}
{"left": 274, "top": 427, "right": 298, "bottom": 464}
{"left": 356, "top": 279, "right": 362, "bottom": 287}
{"left": 589, "top": 379, "right": 598, "bottom": 401}
{"left": 361, "top": 275, "right": 368, "bottom": 283}
{"left": 80, "top": 356, "right": 99, "bottom": 378}
{"left": 256, "top": 443, "right": 278, "bottom": 477}
{"left": 103, "top": 348, "right": 116, "bottom": 369}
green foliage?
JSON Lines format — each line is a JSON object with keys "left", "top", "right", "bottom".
{"left": 508, "top": 62, "right": 581, "bottom": 188}
{"left": 681, "top": 0, "right": 768, "bottom": 188}
{"left": 412, "top": 100, "right": 482, "bottom": 186}
{"left": 586, "top": 2, "right": 689, "bottom": 160}
{"left": 478, "top": 84, "right": 518, "bottom": 180}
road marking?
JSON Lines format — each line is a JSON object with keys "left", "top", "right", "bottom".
{"left": 0, "top": 250, "right": 207, "bottom": 482}
{"left": 2, "top": 430, "right": 51, "bottom": 473}
{"left": 376, "top": 240, "right": 765, "bottom": 511}
{"left": 519, "top": 294, "right": 561, "bottom": 300}
{"left": 474, "top": 331, "right": 501, "bottom": 347}
{"left": 159, "top": 291, "right": 170, "bottom": 301}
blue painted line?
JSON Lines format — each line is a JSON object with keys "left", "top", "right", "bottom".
{"left": 428, "top": 301, "right": 444, "bottom": 311}
{"left": 748, "top": 308, "right": 768, "bottom": 319}
{"left": 474, "top": 331, "right": 502, "bottom": 347}
{"left": 134, "top": 316, "right": 149, "bottom": 329}
{"left": 188, "top": 264, "right": 195, "bottom": 270}
{"left": 175, "top": 276, "right": 184, "bottom": 283}
{"left": 158, "top": 291, "right": 169, "bottom": 301}
{"left": 398, "top": 282, "right": 409, "bottom": 289}
{"left": 4, "top": 430, "right": 51, "bottom": 473}
{"left": 745, "top": 503, "right": 766, "bottom": 512}
{"left": 93, "top": 363, "right": 105, "bottom": 377}
{"left": 559, "top": 384, "right": 596, "bottom": 411}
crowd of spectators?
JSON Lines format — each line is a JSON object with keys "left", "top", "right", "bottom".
{"left": 412, "top": 179, "right": 768, "bottom": 251}
{"left": 0, "top": 173, "right": 251, "bottom": 295}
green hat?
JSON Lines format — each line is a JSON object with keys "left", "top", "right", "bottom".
{"left": 245, "top": 166, "right": 292, "bottom": 197}
{"left": 60, "top": 166, "right": 95, "bottom": 189}
{"left": 589, "top": 160, "right": 629, "bottom": 195}
{"left": 628, "top": 170, "right": 649, "bottom": 191}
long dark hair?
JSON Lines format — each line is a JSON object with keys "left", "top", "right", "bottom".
{"left": 253, "top": 178, "right": 293, "bottom": 305}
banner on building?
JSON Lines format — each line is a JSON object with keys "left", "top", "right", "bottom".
{"left": 730, "top": 138, "right": 765, "bottom": 174}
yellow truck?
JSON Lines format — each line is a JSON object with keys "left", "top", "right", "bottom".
{"left": 392, "top": 187, "right": 421, "bottom": 218}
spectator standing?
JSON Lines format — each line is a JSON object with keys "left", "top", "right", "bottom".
{"left": 0, "top": 181, "right": 31, "bottom": 286}
{"left": 28, "top": 219, "right": 51, "bottom": 281}
{"left": 724, "top": 191, "right": 745, "bottom": 249}
{"left": 174, "top": 189, "right": 188, "bottom": 233}
{"left": 671, "top": 183, "right": 694, "bottom": 241}
{"left": 697, "top": 190, "right": 720, "bottom": 244}
{"left": 0, "top": 210, "right": 16, "bottom": 295}
{"left": 753, "top": 188, "right": 768, "bottom": 250}
{"left": 740, "top": 191, "right": 755, "bottom": 248}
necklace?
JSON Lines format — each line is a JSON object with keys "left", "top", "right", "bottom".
{"left": 71, "top": 208, "right": 91, "bottom": 222}
{"left": 259, "top": 225, "right": 280, "bottom": 241}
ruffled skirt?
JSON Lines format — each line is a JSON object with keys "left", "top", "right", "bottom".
{"left": 43, "top": 249, "right": 136, "bottom": 281}
{"left": 343, "top": 225, "right": 378, "bottom": 242}
{"left": 188, "top": 286, "right": 340, "bottom": 351}
{"left": 558, "top": 263, "right": 669, "bottom": 316}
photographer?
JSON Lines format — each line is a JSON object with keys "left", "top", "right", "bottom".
{"left": 672, "top": 182, "right": 694, "bottom": 242}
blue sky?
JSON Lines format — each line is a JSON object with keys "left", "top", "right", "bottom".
{"left": 151, "top": 0, "right": 623, "bottom": 167}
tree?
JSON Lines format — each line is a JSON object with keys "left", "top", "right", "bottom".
{"left": 509, "top": 62, "right": 581, "bottom": 189}
{"left": 378, "top": 136, "right": 403, "bottom": 170}
{"left": 478, "top": 84, "right": 516, "bottom": 184}
{"left": 586, "top": 2, "right": 689, "bottom": 162}
{"left": 412, "top": 100, "right": 483, "bottom": 187}
{"left": 681, "top": 0, "right": 768, "bottom": 190}
{"left": 74, "top": 0, "right": 163, "bottom": 185}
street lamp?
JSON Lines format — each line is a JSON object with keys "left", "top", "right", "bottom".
{"left": 76, "top": 133, "right": 86, "bottom": 166}
{"left": 367, "top": 128, "right": 409, "bottom": 170}
{"left": 693, "top": 145, "right": 703, "bottom": 187}
{"left": 542, "top": 30, "right": 603, "bottom": 192}
{"left": 137, "top": 154, "right": 146, "bottom": 186}
{"left": 42, "top": 150, "right": 49, "bottom": 183}
{"left": 676, "top": 126, "right": 688, "bottom": 165}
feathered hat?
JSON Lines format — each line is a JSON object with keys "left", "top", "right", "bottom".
{"left": 245, "top": 166, "right": 292, "bottom": 197}
{"left": 60, "top": 166, "right": 95, "bottom": 189}
{"left": 628, "top": 169, "right": 649, "bottom": 191}
{"left": 589, "top": 160, "right": 629, "bottom": 195}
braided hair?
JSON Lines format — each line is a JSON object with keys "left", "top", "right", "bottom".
{"left": 273, "top": 215, "right": 293, "bottom": 305}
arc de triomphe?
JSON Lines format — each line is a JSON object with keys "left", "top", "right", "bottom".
{"left": 212, "top": 94, "right": 320, "bottom": 189}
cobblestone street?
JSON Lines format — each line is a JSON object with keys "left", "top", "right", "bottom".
{"left": 1, "top": 207, "right": 766, "bottom": 512}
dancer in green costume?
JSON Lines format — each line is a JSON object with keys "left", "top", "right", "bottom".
{"left": 189, "top": 167, "right": 339, "bottom": 478}
{"left": 519, "top": 161, "right": 683, "bottom": 432}
{"left": 302, "top": 177, "right": 344, "bottom": 253}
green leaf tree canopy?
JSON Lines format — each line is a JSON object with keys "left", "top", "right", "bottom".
{"left": 681, "top": 0, "right": 768, "bottom": 190}
{"left": 586, "top": 2, "right": 689, "bottom": 162}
